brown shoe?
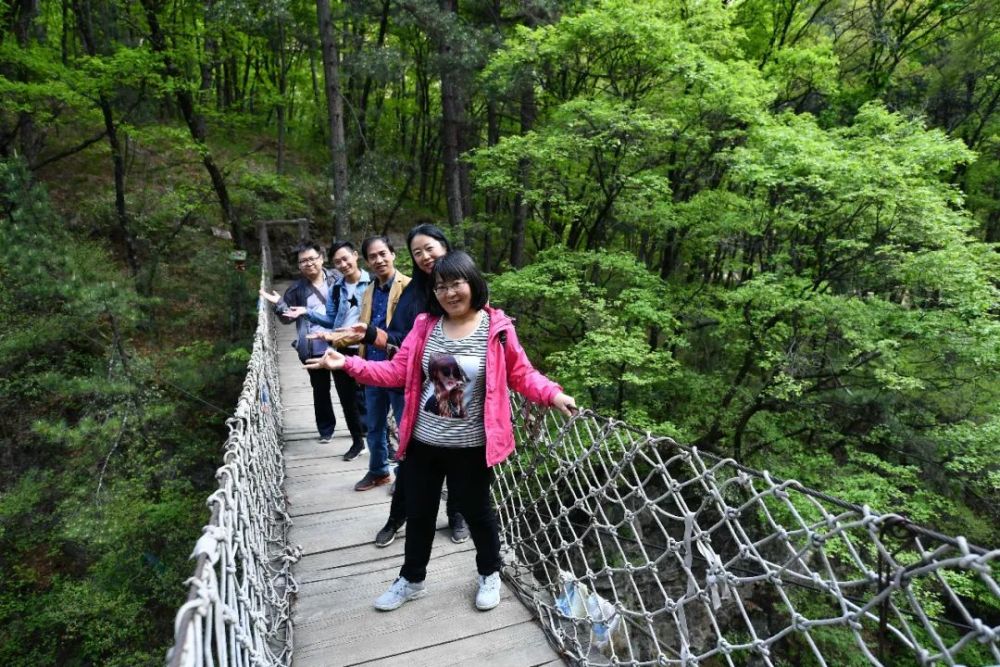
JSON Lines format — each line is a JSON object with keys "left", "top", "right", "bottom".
{"left": 355, "top": 472, "right": 391, "bottom": 492}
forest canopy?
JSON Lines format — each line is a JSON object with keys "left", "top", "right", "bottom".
{"left": 1, "top": 0, "right": 998, "bottom": 663}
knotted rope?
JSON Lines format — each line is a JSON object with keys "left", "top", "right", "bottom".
{"left": 166, "top": 265, "right": 298, "bottom": 667}
{"left": 496, "top": 398, "right": 1000, "bottom": 667}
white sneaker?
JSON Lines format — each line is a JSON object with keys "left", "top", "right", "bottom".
{"left": 475, "top": 572, "right": 501, "bottom": 610}
{"left": 374, "top": 576, "right": 426, "bottom": 611}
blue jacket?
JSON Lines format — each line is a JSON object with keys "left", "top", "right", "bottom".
{"left": 307, "top": 269, "right": 372, "bottom": 330}
{"left": 381, "top": 276, "right": 430, "bottom": 350}
{"left": 272, "top": 267, "right": 341, "bottom": 363}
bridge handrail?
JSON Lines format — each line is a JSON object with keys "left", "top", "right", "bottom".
{"left": 166, "top": 257, "right": 297, "bottom": 667}
{"left": 496, "top": 399, "right": 1000, "bottom": 666}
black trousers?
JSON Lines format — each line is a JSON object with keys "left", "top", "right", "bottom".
{"left": 307, "top": 351, "right": 364, "bottom": 441}
{"left": 399, "top": 440, "right": 500, "bottom": 583}
{"left": 388, "top": 458, "right": 456, "bottom": 524}
{"left": 332, "top": 361, "right": 365, "bottom": 441}
{"left": 306, "top": 368, "right": 336, "bottom": 438}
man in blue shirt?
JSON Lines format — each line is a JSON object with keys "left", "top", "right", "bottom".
{"left": 307, "top": 240, "right": 371, "bottom": 460}
{"left": 351, "top": 236, "right": 411, "bottom": 491}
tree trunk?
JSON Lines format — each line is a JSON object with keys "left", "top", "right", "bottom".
{"left": 438, "top": 0, "right": 464, "bottom": 228}
{"left": 356, "top": 0, "right": 390, "bottom": 157}
{"left": 10, "top": 0, "right": 41, "bottom": 163}
{"left": 140, "top": 0, "right": 243, "bottom": 248}
{"left": 511, "top": 83, "right": 534, "bottom": 268}
{"left": 72, "top": 0, "right": 139, "bottom": 275}
{"left": 275, "top": 19, "right": 287, "bottom": 174}
{"left": 60, "top": 0, "right": 69, "bottom": 64}
{"left": 482, "top": 99, "right": 499, "bottom": 271}
{"left": 99, "top": 96, "right": 139, "bottom": 276}
{"left": 316, "top": 0, "right": 350, "bottom": 239}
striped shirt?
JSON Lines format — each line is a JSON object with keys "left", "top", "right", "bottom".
{"left": 412, "top": 311, "right": 490, "bottom": 448}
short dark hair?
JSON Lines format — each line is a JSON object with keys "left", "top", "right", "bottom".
{"left": 361, "top": 235, "right": 395, "bottom": 260}
{"left": 328, "top": 240, "right": 356, "bottom": 257}
{"left": 292, "top": 240, "right": 323, "bottom": 259}
{"left": 427, "top": 251, "right": 489, "bottom": 316}
{"left": 406, "top": 222, "right": 451, "bottom": 262}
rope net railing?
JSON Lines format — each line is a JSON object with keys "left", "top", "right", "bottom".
{"left": 495, "top": 398, "right": 1000, "bottom": 667}
{"left": 166, "top": 264, "right": 299, "bottom": 667}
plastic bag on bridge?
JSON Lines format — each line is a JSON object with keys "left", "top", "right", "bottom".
{"left": 555, "top": 570, "right": 621, "bottom": 649}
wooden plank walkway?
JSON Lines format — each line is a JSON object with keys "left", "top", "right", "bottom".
{"left": 274, "top": 307, "right": 563, "bottom": 667}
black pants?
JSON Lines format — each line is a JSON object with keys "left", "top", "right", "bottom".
{"left": 400, "top": 440, "right": 500, "bottom": 583}
{"left": 332, "top": 353, "right": 365, "bottom": 441}
{"left": 308, "top": 353, "right": 364, "bottom": 441}
{"left": 388, "top": 458, "right": 456, "bottom": 524}
{"left": 307, "top": 367, "right": 336, "bottom": 438}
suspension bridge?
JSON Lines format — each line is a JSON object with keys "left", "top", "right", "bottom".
{"left": 167, "top": 259, "right": 1000, "bottom": 666}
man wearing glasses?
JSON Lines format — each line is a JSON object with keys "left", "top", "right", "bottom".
{"left": 260, "top": 241, "right": 342, "bottom": 443}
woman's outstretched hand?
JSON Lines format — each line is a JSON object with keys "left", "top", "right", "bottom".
{"left": 305, "top": 348, "right": 346, "bottom": 371}
{"left": 552, "top": 392, "right": 578, "bottom": 417}
{"left": 259, "top": 288, "right": 281, "bottom": 304}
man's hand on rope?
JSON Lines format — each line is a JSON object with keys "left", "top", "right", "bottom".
{"left": 552, "top": 392, "right": 578, "bottom": 417}
{"left": 305, "top": 348, "right": 345, "bottom": 371}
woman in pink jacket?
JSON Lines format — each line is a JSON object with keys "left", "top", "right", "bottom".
{"left": 307, "top": 251, "right": 576, "bottom": 612}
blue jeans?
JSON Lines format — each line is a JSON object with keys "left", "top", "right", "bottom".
{"left": 365, "top": 386, "right": 404, "bottom": 476}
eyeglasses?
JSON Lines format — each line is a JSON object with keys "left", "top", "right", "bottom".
{"left": 298, "top": 255, "right": 322, "bottom": 266}
{"left": 432, "top": 279, "right": 468, "bottom": 295}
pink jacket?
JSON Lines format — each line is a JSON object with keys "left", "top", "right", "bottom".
{"left": 343, "top": 306, "right": 563, "bottom": 467}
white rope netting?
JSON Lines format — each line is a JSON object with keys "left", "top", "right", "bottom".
{"left": 495, "top": 399, "right": 1000, "bottom": 667}
{"left": 166, "top": 267, "right": 299, "bottom": 667}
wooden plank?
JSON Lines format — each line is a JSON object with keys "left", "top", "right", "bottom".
{"left": 347, "top": 621, "right": 563, "bottom": 667}
{"left": 288, "top": 503, "right": 449, "bottom": 555}
{"left": 294, "top": 533, "right": 472, "bottom": 587}
{"left": 284, "top": 432, "right": 360, "bottom": 453}
{"left": 286, "top": 478, "right": 395, "bottom": 518}
{"left": 293, "top": 550, "right": 552, "bottom": 667}
{"left": 285, "top": 456, "right": 369, "bottom": 478}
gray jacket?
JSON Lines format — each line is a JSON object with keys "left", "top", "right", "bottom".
{"left": 273, "top": 267, "right": 341, "bottom": 363}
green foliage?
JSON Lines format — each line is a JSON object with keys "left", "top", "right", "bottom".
{"left": 232, "top": 166, "right": 311, "bottom": 222}
{"left": 475, "top": 0, "right": 774, "bottom": 249}
{"left": 0, "top": 158, "right": 248, "bottom": 664}
{"left": 3, "top": 0, "right": 1000, "bottom": 662}
{"left": 481, "top": 10, "right": 999, "bottom": 661}
{"left": 491, "top": 247, "right": 683, "bottom": 429}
